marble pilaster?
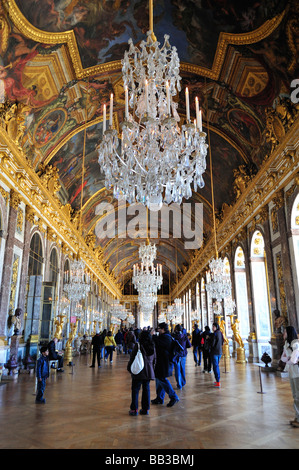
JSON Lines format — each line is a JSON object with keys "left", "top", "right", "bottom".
{"left": 0, "top": 193, "right": 19, "bottom": 337}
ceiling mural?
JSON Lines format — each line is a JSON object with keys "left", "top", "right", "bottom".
{"left": 0, "top": 0, "right": 298, "bottom": 293}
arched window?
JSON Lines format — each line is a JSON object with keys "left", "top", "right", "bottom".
{"left": 290, "top": 194, "right": 299, "bottom": 319}
{"left": 24, "top": 233, "right": 43, "bottom": 341}
{"left": 250, "top": 231, "right": 271, "bottom": 345}
{"left": 234, "top": 246, "right": 250, "bottom": 338}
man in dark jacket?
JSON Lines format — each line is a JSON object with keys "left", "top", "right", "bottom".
{"left": 36, "top": 346, "right": 49, "bottom": 404}
{"left": 192, "top": 323, "right": 202, "bottom": 366}
{"left": 90, "top": 331, "right": 103, "bottom": 368}
{"left": 210, "top": 322, "right": 223, "bottom": 387}
{"left": 151, "top": 322, "right": 180, "bottom": 408}
{"left": 47, "top": 337, "right": 64, "bottom": 371}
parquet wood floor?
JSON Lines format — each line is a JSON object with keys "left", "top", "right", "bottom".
{"left": 0, "top": 352, "right": 298, "bottom": 450}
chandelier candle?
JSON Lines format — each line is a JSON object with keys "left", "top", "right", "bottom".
{"left": 97, "top": 29, "right": 208, "bottom": 208}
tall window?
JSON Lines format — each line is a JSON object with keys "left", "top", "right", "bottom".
{"left": 234, "top": 246, "right": 250, "bottom": 337}
{"left": 250, "top": 231, "right": 271, "bottom": 341}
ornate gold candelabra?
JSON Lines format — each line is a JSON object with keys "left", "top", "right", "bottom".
{"left": 215, "top": 314, "right": 230, "bottom": 360}
{"left": 229, "top": 314, "right": 246, "bottom": 363}
{"left": 64, "top": 319, "right": 79, "bottom": 364}
{"left": 53, "top": 314, "right": 65, "bottom": 340}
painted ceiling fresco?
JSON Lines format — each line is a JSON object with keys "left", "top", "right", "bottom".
{"left": 0, "top": 0, "right": 298, "bottom": 289}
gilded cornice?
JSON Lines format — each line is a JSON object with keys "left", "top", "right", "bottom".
{"left": 5, "top": 0, "right": 285, "bottom": 81}
{"left": 0, "top": 128, "right": 121, "bottom": 298}
{"left": 121, "top": 294, "right": 170, "bottom": 303}
{"left": 173, "top": 116, "right": 299, "bottom": 299}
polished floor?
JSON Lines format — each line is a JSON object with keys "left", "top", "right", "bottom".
{"left": 0, "top": 351, "right": 298, "bottom": 450}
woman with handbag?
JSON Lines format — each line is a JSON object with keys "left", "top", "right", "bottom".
{"left": 127, "top": 330, "right": 156, "bottom": 416}
{"left": 104, "top": 331, "right": 117, "bottom": 363}
{"left": 280, "top": 326, "right": 299, "bottom": 427}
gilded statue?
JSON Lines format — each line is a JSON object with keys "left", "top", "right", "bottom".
{"left": 219, "top": 319, "right": 229, "bottom": 346}
{"left": 66, "top": 320, "right": 78, "bottom": 349}
{"left": 53, "top": 315, "right": 65, "bottom": 340}
{"left": 9, "top": 307, "right": 22, "bottom": 335}
{"left": 231, "top": 317, "right": 244, "bottom": 348}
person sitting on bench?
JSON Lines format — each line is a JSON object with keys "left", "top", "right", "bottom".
{"left": 47, "top": 337, "right": 64, "bottom": 372}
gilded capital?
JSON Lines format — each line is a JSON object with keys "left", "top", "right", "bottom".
{"left": 10, "top": 189, "right": 20, "bottom": 210}
{"left": 25, "top": 205, "right": 36, "bottom": 224}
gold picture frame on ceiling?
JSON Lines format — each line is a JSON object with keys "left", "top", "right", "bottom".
{"left": 5, "top": 0, "right": 286, "bottom": 81}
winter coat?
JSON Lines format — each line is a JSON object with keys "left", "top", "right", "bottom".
{"left": 281, "top": 339, "right": 299, "bottom": 379}
{"left": 47, "top": 340, "right": 59, "bottom": 360}
{"left": 91, "top": 333, "right": 103, "bottom": 351}
{"left": 210, "top": 329, "right": 223, "bottom": 356}
{"left": 126, "top": 331, "right": 136, "bottom": 350}
{"left": 36, "top": 355, "right": 49, "bottom": 379}
{"left": 152, "top": 332, "right": 174, "bottom": 378}
{"left": 173, "top": 332, "right": 192, "bottom": 357}
{"left": 192, "top": 327, "right": 202, "bottom": 347}
{"left": 127, "top": 343, "right": 156, "bottom": 381}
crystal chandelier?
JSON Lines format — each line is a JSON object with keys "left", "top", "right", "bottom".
{"left": 166, "top": 298, "right": 184, "bottom": 324}
{"left": 109, "top": 299, "right": 128, "bottom": 321}
{"left": 132, "top": 242, "right": 163, "bottom": 294}
{"left": 64, "top": 257, "right": 90, "bottom": 303}
{"left": 206, "top": 257, "right": 232, "bottom": 302}
{"left": 224, "top": 295, "right": 236, "bottom": 314}
{"left": 97, "top": 1, "right": 208, "bottom": 209}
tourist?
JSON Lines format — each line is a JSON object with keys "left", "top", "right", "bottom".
{"left": 90, "top": 331, "right": 103, "bottom": 368}
{"left": 151, "top": 322, "right": 180, "bottom": 407}
{"left": 191, "top": 323, "right": 202, "bottom": 366}
{"left": 100, "top": 329, "right": 107, "bottom": 358}
{"left": 115, "top": 329, "right": 124, "bottom": 354}
{"left": 127, "top": 330, "right": 156, "bottom": 416}
{"left": 47, "top": 336, "right": 64, "bottom": 371}
{"left": 125, "top": 327, "right": 136, "bottom": 354}
{"left": 35, "top": 346, "right": 49, "bottom": 404}
{"left": 201, "top": 326, "right": 212, "bottom": 373}
{"left": 280, "top": 326, "right": 299, "bottom": 427}
{"left": 104, "top": 331, "right": 117, "bottom": 363}
{"left": 173, "top": 324, "right": 191, "bottom": 389}
{"left": 210, "top": 322, "right": 223, "bottom": 387}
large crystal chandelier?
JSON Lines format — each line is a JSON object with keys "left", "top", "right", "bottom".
{"left": 64, "top": 257, "right": 90, "bottom": 303}
{"left": 206, "top": 257, "right": 232, "bottom": 301}
{"left": 109, "top": 299, "right": 129, "bottom": 321}
{"left": 132, "top": 242, "right": 163, "bottom": 294}
{"left": 97, "top": 1, "right": 208, "bottom": 209}
{"left": 166, "top": 298, "right": 184, "bottom": 324}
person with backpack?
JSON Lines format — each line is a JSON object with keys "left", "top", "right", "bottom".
{"left": 173, "top": 324, "right": 192, "bottom": 389}
{"left": 151, "top": 322, "right": 180, "bottom": 408}
{"left": 127, "top": 330, "right": 156, "bottom": 416}
{"left": 201, "top": 326, "right": 212, "bottom": 373}
{"left": 191, "top": 323, "right": 202, "bottom": 366}
{"left": 210, "top": 322, "right": 223, "bottom": 387}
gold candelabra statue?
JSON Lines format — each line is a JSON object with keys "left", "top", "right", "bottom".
{"left": 229, "top": 314, "right": 246, "bottom": 363}
{"left": 64, "top": 319, "right": 79, "bottom": 364}
{"left": 53, "top": 314, "right": 65, "bottom": 340}
{"left": 215, "top": 314, "right": 230, "bottom": 359}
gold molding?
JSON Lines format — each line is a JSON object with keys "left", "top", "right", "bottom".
{"left": 5, "top": 0, "right": 285, "bottom": 81}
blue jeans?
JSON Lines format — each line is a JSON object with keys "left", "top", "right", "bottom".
{"left": 174, "top": 356, "right": 186, "bottom": 389}
{"left": 155, "top": 377, "right": 179, "bottom": 402}
{"left": 212, "top": 354, "right": 222, "bottom": 382}
{"left": 193, "top": 346, "right": 202, "bottom": 365}
{"left": 130, "top": 379, "right": 150, "bottom": 411}
{"left": 105, "top": 346, "right": 114, "bottom": 361}
{"left": 36, "top": 378, "right": 46, "bottom": 401}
